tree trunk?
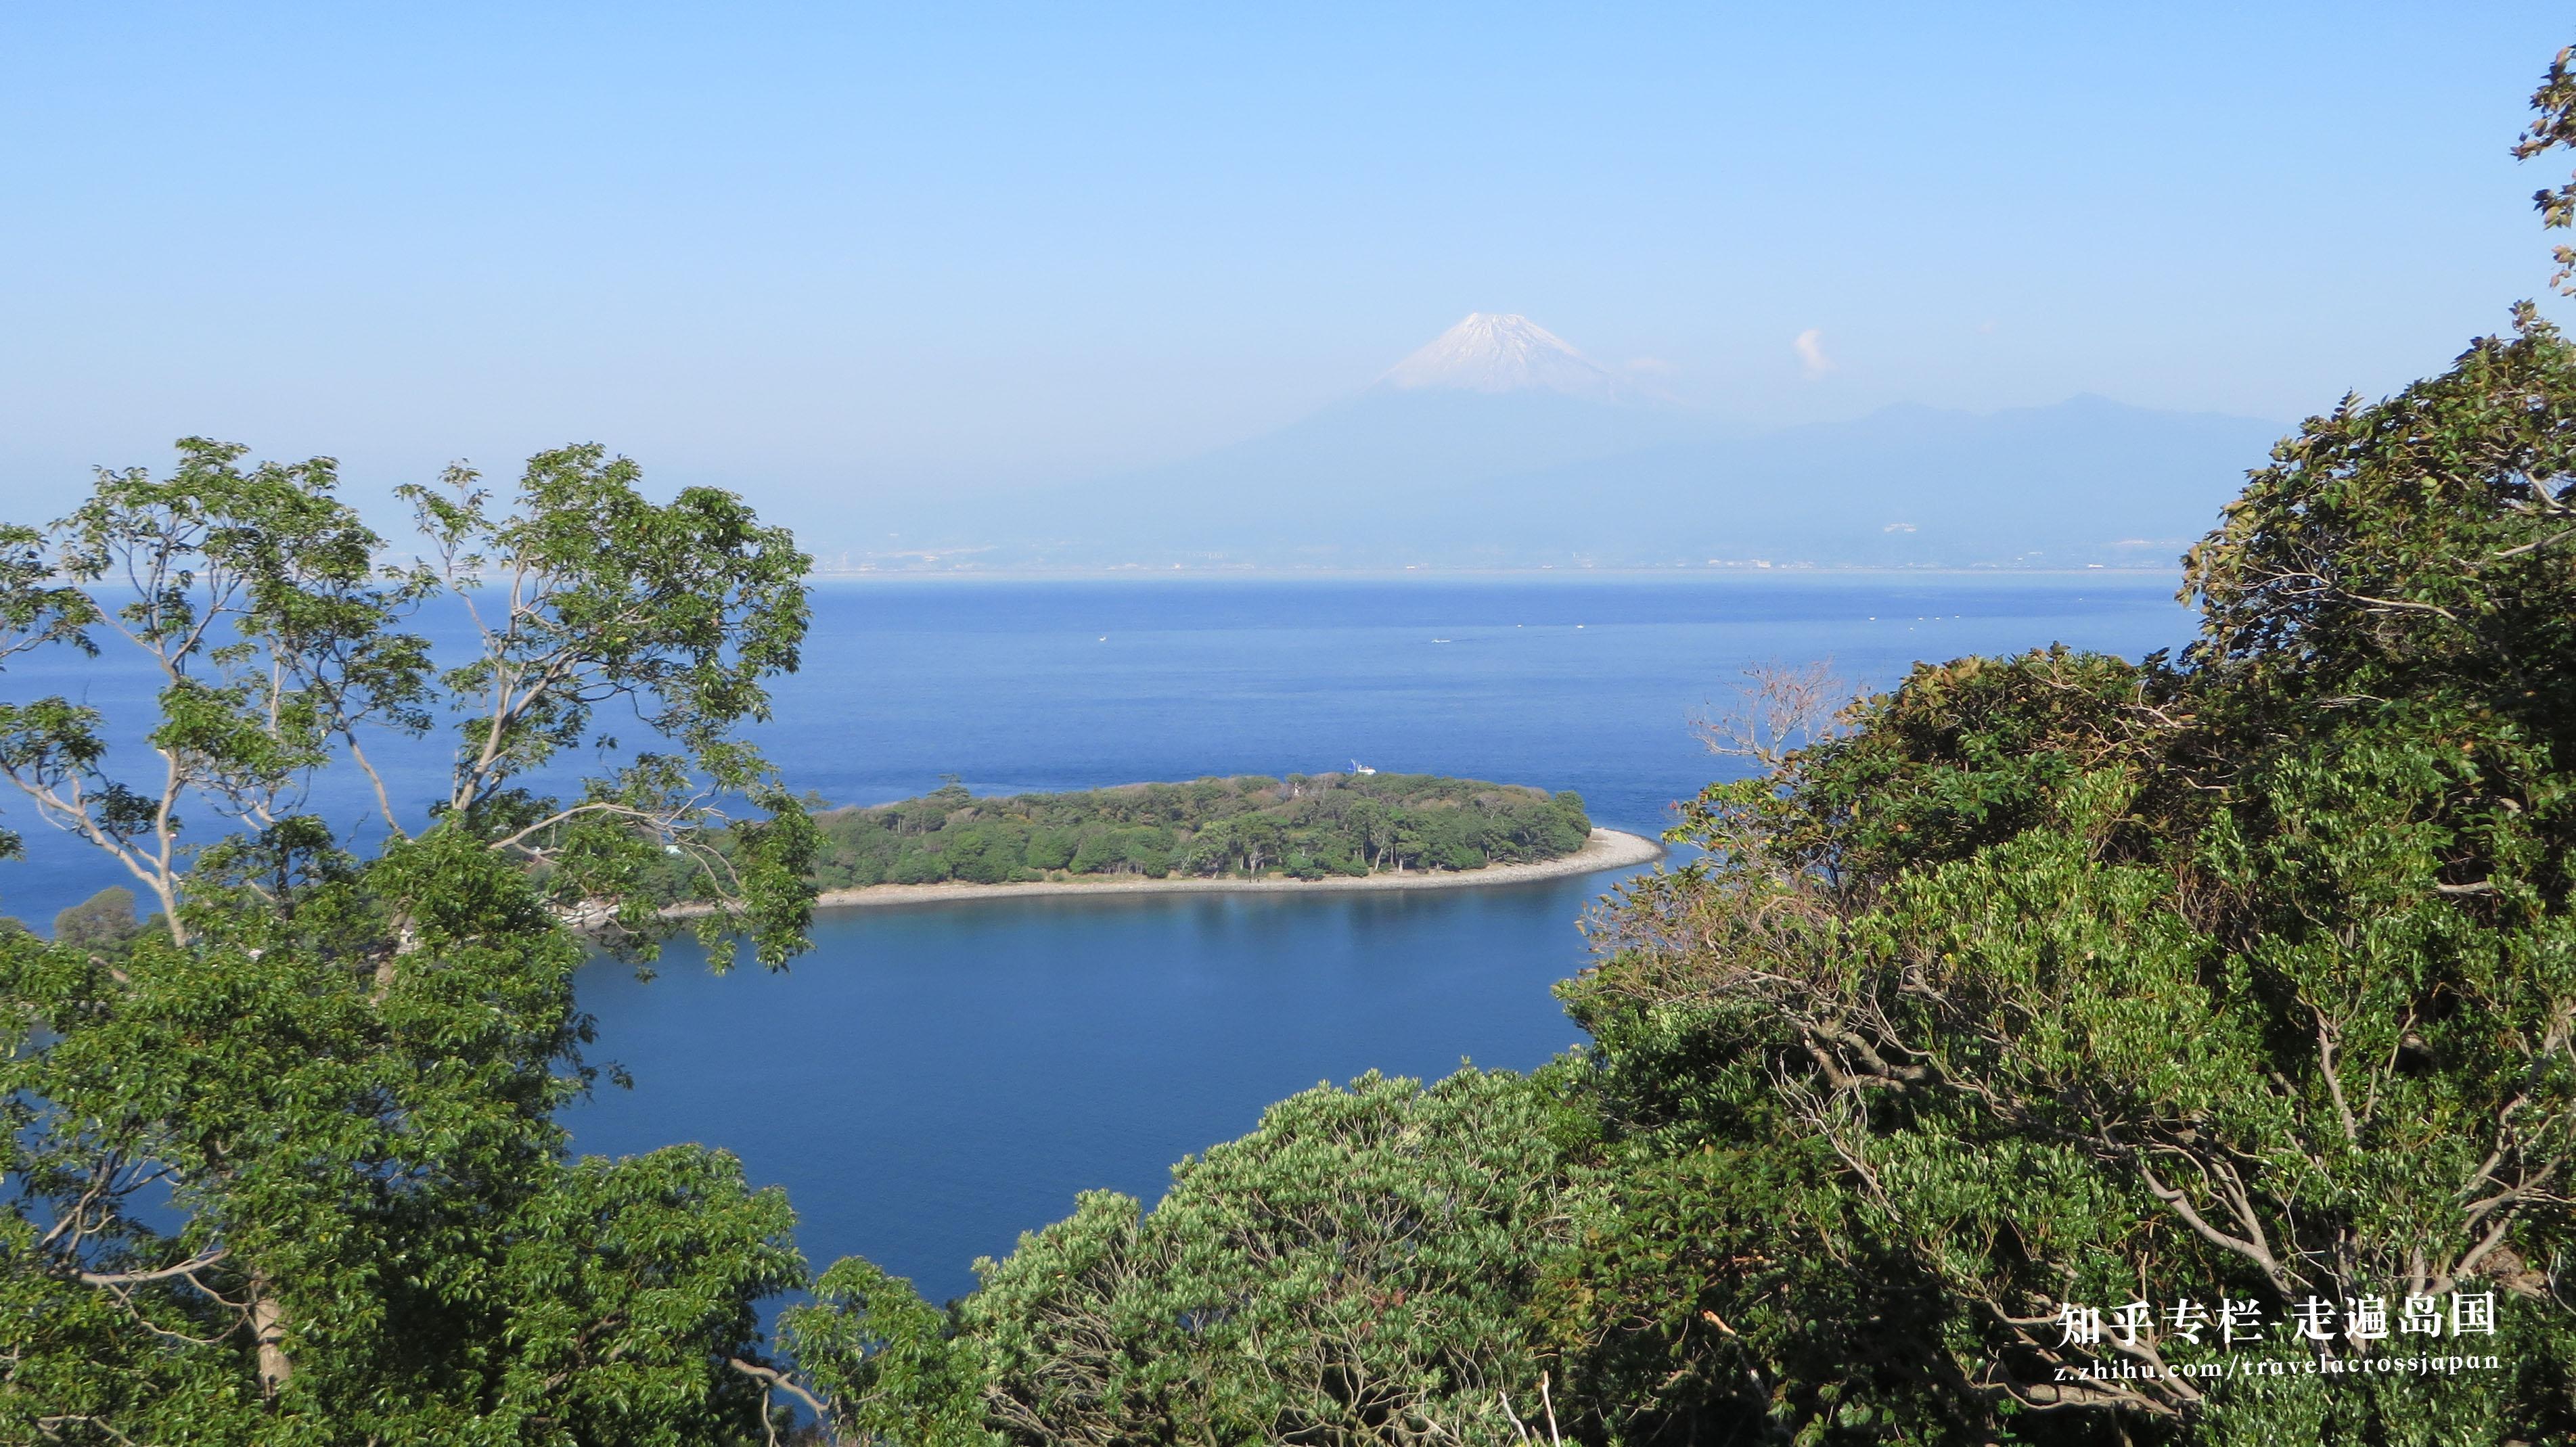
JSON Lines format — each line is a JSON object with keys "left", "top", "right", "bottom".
{"left": 373, "top": 912, "right": 422, "bottom": 998}
{"left": 252, "top": 1275, "right": 293, "bottom": 1398}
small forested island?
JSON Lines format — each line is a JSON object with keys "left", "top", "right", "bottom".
{"left": 797, "top": 771, "right": 1629, "bottom": 896}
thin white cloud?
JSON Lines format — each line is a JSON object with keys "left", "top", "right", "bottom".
{"left": 1794, "top": 328, "right": 1834, "bottom": 378}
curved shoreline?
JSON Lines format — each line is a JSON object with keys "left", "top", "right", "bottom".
{"left": 793, "top": 827, "right": 1663, "bottom": 913}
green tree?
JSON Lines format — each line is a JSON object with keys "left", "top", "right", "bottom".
{"left": 49, "top": 886, "right": 142, "bottom": 955}
{"left": 1066, "top": 827, "right": 1121, "bottom": 875}
{"left": 1120, "top": 826, "right": 1173, "bottom": 878}
{"left": 1341, "top": 796, "right": 1388, "bottom": 869}
{"left": 1024, "top": 826, "right": 1076, "bottom": 871}
{"left": 1553, "top": 302, "right": 2576, "bottom": 1445}
{"left": 946, "top": 823, "right": 1025, "bottom": 885}
{"left": 0, "top": 440, "right": 819, "bottom": 1442}
{"left": 1232, "top": 813, "right": 1285, "bottom": 875}
{"left": 795, "top": 1068, "right": 1591, "bottom": 1446}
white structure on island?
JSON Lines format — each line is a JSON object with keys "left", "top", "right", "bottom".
{"left": 1350, "top": 760, "right": 1377, "bottom": 775}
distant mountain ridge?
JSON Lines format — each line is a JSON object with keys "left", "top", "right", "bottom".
{"left": 851, "top": 317, "right": 2286, "bottom": 572}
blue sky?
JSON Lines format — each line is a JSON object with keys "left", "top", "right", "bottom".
{"left": 4, "top": 3, "right": 2571, "bottom": 534}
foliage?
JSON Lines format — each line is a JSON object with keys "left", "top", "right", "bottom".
{"left": 1551, "top": 314, "right": 2576, "bottom": 1444}
{"left": 0, "top": 440, "right": 819, "bottom": 1442}
{"left": 783, "top": 773, "right": 1592, "bottom": 890}
{"left": 49, "top": 886, "right": 156, "bottom": 957}
{"left": 779, "top": 1256, "right": 995, "bottom": 1446}
{"left": 2518, "top": 43, "right": 2576, "bottom": 294}
{"left": 794, "top": 1067, "right": 1594, "bottom": 1446}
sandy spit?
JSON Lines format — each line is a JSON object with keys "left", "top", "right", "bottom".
{"left": 769, "top": 827, "right": 1667, "bottom": 914}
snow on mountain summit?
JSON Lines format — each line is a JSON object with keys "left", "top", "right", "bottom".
{"left": 1375, "top": 313, "right": 1623, "bottom": 401}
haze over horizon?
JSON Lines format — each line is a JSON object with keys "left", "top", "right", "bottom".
{"left": 843, "top": 310, "right": 2289, "bottom": 572}
{"left": 6, "top": 3, "right": 2574, "bottom": 559}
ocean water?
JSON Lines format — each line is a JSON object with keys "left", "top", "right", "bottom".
{"left": 0, "top": 572, "right": 2197, "bottom": 1303}
{"left": 575, "top": 573, "right": 2198, "bottom": 1301}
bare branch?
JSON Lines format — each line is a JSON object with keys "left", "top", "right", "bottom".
{"left": 76, "top": 1248, "right": 230, "bottom": 1289}
{"left": 1693, "top": 660, "right": 1850, "bottom": 770}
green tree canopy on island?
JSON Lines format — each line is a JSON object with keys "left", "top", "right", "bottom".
{"left": 787, "top": 773, "right": 1592, "bottom": 889}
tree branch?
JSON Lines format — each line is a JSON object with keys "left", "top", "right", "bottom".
{"left": 727, "top": 1356, "right": 828, "bottom": 1419}
{"left": 76, "top": 1247, "right": 229, "bottom": 1288}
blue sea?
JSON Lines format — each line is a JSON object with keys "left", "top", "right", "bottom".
{"left": 0, "top": 573, "right": 2195, "bottom": 1304}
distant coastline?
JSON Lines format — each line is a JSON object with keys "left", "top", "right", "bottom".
{"left": 785, "top": 827, "right": 1661, "bottom": 912}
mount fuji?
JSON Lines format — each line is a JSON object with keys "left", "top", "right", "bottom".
{"left": 853, "top": 315, "right": 2284, "bottom": 571}
{"left": 1374, "top": 313, "right": 1634, "bottom": 402}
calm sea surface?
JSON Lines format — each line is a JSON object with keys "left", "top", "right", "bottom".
{"left": 1, "top": 574, "right": 2196, "bottom": 1303}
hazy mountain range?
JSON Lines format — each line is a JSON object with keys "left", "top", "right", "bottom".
{"left": 843, "top": 314, "right": 2287, "bottom": 572}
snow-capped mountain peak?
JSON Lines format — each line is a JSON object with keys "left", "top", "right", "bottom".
{"left": 1375, "top": 313, "right": 1623, "bottom": 400}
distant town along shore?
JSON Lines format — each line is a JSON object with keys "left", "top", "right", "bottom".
{"left": 663, "top": 772, "right": 1660, "bottom": 912}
